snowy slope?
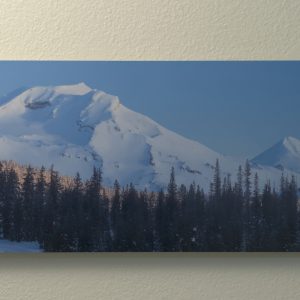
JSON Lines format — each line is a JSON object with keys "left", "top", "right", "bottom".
{"left": 0, "top": 83, "right": 297, "bottom": 191}
{"left": 252, "top": 136, "right": 300, "bottom": 174}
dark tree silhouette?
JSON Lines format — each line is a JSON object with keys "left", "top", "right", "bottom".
{"left": 0, "top": 159, "right": 298, "bottom": 252}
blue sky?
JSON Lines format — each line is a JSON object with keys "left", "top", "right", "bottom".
{"left": 0, "top": 61, "right": 299, "bottom": 158}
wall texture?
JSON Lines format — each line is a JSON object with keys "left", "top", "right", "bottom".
{"left": 0, "top": 1, "right": 299, "bottom": 299}
{"left": 1, "top": 0, "right": 299, "bottom": 60}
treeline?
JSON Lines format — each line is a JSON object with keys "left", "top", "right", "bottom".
{"left": 0, "top": 160, "right": 298, "bottom": 252}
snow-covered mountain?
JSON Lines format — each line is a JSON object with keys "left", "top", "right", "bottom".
{"left": 0, "top": 83, "right": 297, "bottom": 191}
{"left": 252, "top": 136, "right": 300, "bottom": 174}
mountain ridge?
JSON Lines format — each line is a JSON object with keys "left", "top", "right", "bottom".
{"left": 0, "top": 83, "right": 297, "bottom": 191}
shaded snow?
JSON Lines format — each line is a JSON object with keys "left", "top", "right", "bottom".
{"left": 0, "top": 239, "right": 41, "bottom": 253}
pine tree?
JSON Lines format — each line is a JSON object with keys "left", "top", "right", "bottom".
{"left": 233, "top": 165, "right": 244, "bottom": 250}
{"left": 213, "top": 159, "right": 221, "bottom": 200}
{"left": 6, "top": 168, "right": 21, "bottom": 241}
{"left": 155, "top": 189, "right": 165, "bottom": 251}
{"left": 180, "top": 182, "right": 205, "bottom": 251}
{"left": 279, "top": 175, "right": 298, "bottom": 251}
{"left": 140, "top": 189, "right": 154, "bottom": 251}
{"left": 58, "top": 187, "right": 77, "bottom": 251}
{"left": 34, "top": 166, "right": 47, "bottom": 243}
{"left": 205, "top": 160, "right": 224, "bottom": 251}
{"left": 261, "top": 181, "right": 279, "bottom": 251}
{"left": 179, "top": 183, "right": 190, "bottom": 250}
{"left": 145, "top": 190, "right": 155, "bottom": 251}
{"left": 164, "top": 167, "right": 179, "bottom": 251}
{"left": 0, "top": 163, "right": 6, "bottom": 237}
{"left": 111, "top": 180, "right": 122, "bottom": 250}
{"left": 194, "top": 185, "right": 206, "bottom": 250}
{"left": 244, "top": 160, "right": 251, "bottom": 205}
{"left": 57, "top": 172, "right": 84, "bottom": 251}
{"left": 247, "top": 173, "right": 263, "bottom": 251}
{"left": 22, "top": 165, "right": 35, "bottom": 241}
{"left": 236, "top": 165, "right": 243, "bottom": 199}
{"left": 243, "top": 160, "right": 252, "bottom": 250}
{"left": 42, "top": 166, "right": 61, "bottom": 251}
{"left": 80, "top": 167, "right": 103, "bottom": 251}
{"left": 121, "top": 184, "right": 139, "bottom": 251}
{"left": 101, "top": 189, "right": 112, "bottom": 251}
{"left": 220, "top": 175, "right": 241, "bottom": 251}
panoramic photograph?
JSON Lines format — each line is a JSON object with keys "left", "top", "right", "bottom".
{"left": 0, "top": 61, "right": 299, "bottom": 252}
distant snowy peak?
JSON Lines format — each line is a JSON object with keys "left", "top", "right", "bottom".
{"left": 282, "top": 136, "right": 300, "bottom": 156}
{"left": 252, "top": 136, "right": 300, "bottom": 173}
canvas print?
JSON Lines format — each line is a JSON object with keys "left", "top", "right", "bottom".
{"left": 0, "top": 61, "right": 298, "bottom": 252}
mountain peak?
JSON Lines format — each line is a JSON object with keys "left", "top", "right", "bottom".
{"left": 252, "top": 136, "right": 300, "bottom": 173}
{"left": 282, "top": 136, "right": 300, "bottom": 145}
{"left": 281, "top": 136, "right": 300, "bottom": 156}
{"left": 52, "top": 82, "right": 92, "bottom": 95}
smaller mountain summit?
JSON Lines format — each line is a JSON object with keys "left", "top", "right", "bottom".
{"left": 252, "top": 136, "right": 300, "bottom": 173}
{"left": 282, "top": 136, "right": 300, "bottom": 155}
